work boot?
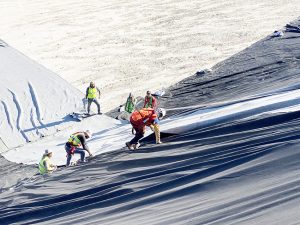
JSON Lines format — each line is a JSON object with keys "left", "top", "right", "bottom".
{"left": 126, "top": 142, "right": 134, "bottom": 150}
{"left": 133, "top": 143, "right": 140, "bottom": 150}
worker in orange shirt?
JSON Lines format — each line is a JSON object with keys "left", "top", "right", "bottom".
{"left": 126, "top": 108, "right": 165, "bottom": 150}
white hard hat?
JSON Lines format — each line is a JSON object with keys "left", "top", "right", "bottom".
{"left": 157, "top": 108, "right": 166, "bottom": 119}
{"left": 85, "top": 130, "right": 92, "bottom": 138}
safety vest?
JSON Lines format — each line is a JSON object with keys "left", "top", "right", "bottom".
{"left": 125, "top": 97, "right": 135, "bottom": 113}
{"left": 39, "top": 156, "right": 50, "bottom": 175}
{"left": 87, "top": 87, "right": 97, "bottom": 99}
{"left": 144, "top": 96, "right": 153, "bottom": 108}
{"left": 68, "top": 133, "right": 81, "bottom": 146}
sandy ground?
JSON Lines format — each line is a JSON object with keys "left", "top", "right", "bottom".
{"left": 0, "top": 0, "right": 299, "bottom": 112}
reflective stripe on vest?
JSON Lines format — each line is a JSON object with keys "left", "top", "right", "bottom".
{"left": 68, "top": 134, "right": 81, "bottom": 146}
{"left": 39, "top": 156, "right": 50, "bottom": 175}
{"left": 87, "top": 87, "right": 97, "bottom": 99}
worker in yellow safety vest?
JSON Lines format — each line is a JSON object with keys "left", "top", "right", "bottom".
{"left": 39, "top": 149, "right": 57, "bottom": 175}
{"left": 85, "top": 81, "right": 101, "bottom": 115}
{"left": 65, "top": 130, "right": 93, "bottom": 166}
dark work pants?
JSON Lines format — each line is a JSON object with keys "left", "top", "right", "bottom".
{"left": 65, "top": 143, "right": 85, "bottom": 166}
{"left": 129, "top": 130, "right": 144, "bottom": 145}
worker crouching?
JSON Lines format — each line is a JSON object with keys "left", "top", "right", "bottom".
{"left": 65, "top": 130, "right": 93, "bottom": 166}
{"left": 126, "top": 108, "right": 165, "bottom": 150}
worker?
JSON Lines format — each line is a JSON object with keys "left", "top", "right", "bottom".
{"left": 143, "top": 90, "right": 158, "bottom": 110}
{"left": 65, "top": 130, "right": 93, "bottom": 166}
{"left": 86, "top": 81, "right": 101, "bottom": 115}
{"left": 126, "top": 108, "right": 165, "bottom": 150}
{"left": 39, "top": 149, "right": 57, "bottom": 175}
